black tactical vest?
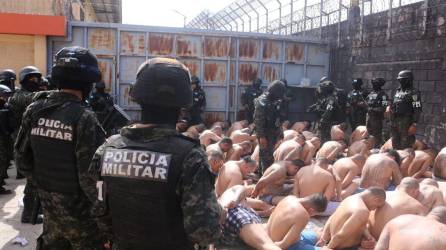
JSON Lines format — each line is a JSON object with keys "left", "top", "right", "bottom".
{"left": 30, "top": 101, "right": 85, "bottom": 194}
{"left": 392, "top": 89, "right": 415, "bottom": 115}
{"left": 367, "top": 90, "right": 388, "bottom": 110}
{"left": 101, "top": 133, "right": 198, "bottom": 250}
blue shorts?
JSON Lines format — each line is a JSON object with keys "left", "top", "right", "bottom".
{"left": 288, "top": 230, "right": 321, "bottom": 250}
{"left": 260, "top": 194, "right": 274, "bottom": 205}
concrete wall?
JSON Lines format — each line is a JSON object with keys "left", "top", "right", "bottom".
{"left": 0, "top": 34, "right": 47, "bottom": 84}
{"left": 324, "top": 0, "right": 446, "bottom": 149}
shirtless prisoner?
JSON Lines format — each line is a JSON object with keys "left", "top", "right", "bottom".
{"left": 206, "top": 137, "right": 233, "bottom": 156}
{"left": 199, "top": 126, "right": 223, "bottom": 146}
{"left": 331, "top": 154, "right": 367, "bottom": 199}
{"left": 316, "top": 140, "right": 346, "bottom": 163}
{"left": 368, "top": 177, "right": 427, "bottom": 239}
{"left": 360, "top": 150, "right": 402, "bottom": 190}
{"left": 347, "top": 136, "right": 375, "bottom": 157}
{"left": 225, "top": 141, "right": 252, "bottom": 161}
{"left": 226, "top": 120, "right": 249, "bottom": 137}
{"left": 294, "top": 157, "right": 336, "bottom": 201}
{"left": 273, "top": 134, "right": 306, "bottom": 161}
{"left": 417, "top": 178, "right": 445, "bottom": 211}
{"left": 375, "top": 206, "right": 446, "bottom": 250}
{"left": 349, "top": 125, "right": 368, "bottom": 144}
{"left": 251, "top": 160, "right": 305, "bottom": 205}
{"left": 182, "top": 124, "right": 206, "bottom": 139}
{"left": 207, "top": 150, "right": 225, "bottom": 174}
{"left": 291, "top": 121, "right": 310, "bottom": 133}
{"left": 229, "top": 128, "right": 256, "bottom": 144}
{"left": 300, "top": 137, "right": 321, "bottom": 165}
{"left": 330, "top": 123, "right": 348, "bottom": 142}
{"left": 215, "top": 157, "right": 257, "bottom": 197}
{"left": 318, "top": 187, "right": 386, "bottom": 250}
{"left": 397, "top": 148, "right": 415, "bottom": 177}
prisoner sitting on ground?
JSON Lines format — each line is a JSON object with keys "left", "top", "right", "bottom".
{"left": 396, "top": 148, "right": 415, "bottom": 177}
{"left": 359, "top": 150, "right": 402, "bottom": 191}
{"left": 214, "top": 156, "right": 257, "bottom": 197}
{"left": 433, "top": 148, "right": 446, "bottom": 202}
{"left": 206, "top": 137, "right": 233, "bottom": 156}
{"left": 330, "top": 122, "right": 348, "bottom": 142}
{"left": 331, "top": 154, "right": 367, "bottom": 200}
{"left": 207, "top": 149, "right": 225, "bottom": 174}
{"left": 300, "top": 137, "right": 322, "bottom": 165}
{"left": 200, "top": 126, "right": 223, "bottom": 147}
{"left": 375, "top": 206, "right": 446, "bottom": 250}
{"left": 368, "top": 177, "right": 427, "bottom": 239}
{"left": 225, "top": 141, "right": 253, "bottom": 161}
{"left": 318, "top": 187, "right": 386, "bottom": 250}
{"left": 406, "top": 149, "right": 436, "bottom": 178}
{"left": 417, "top": 178, "right": 445, "bottom": 211}
{"left": 316, "top": 140, "right": 346, "bottom": 163}
{"left": 273, "top": 133, "right": 306, "bottom": 161}
{"left": 347, "top": 136, "right": 375, "bottom": 157}
{"left": 226, "top": 120, "right": 249, "bottom": 137}
{"left": 182, "top": 123, "right": 206, "bottom": 139}
{"left": 349, "top": 125, "right": 369, "bottom": 145}
{"left": 291, "top": 121, "right": 310, "bottom": 133}
{"left": 250, "top": 160, "right": 305, "bottom": 205}
{"left": 229, "top": 127, "right": 256, "bottom": 144}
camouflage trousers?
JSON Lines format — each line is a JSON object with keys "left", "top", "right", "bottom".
{"left": 37, "top": 188, "right": 103, "bottom": 250}
{"left": 318, "top": 122, "right": 332, "bottom": 144}
{"left": 366, "top": 112, "right": 384, "bottom": 146}
{"left": 349, "top": 109, "right": 367, "bottom": 131}
{"left": 390, "top": 114, "right": 415, "bottom": 150}
{"left": 258, "top": 135, "right": 279, "bottom": 174}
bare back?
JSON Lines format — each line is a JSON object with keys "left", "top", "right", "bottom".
{"left": 360, "top": 154, "right": 400, "bottom": 189}
{"left": 215, "top": 162, "right": 243, "bottom": 197}
{"left": 294, "top": 165, "right": 335, "bottom": 200}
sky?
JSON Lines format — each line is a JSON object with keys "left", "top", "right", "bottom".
{"left": 122, "top": 0, "right": 234, "bottom": 27}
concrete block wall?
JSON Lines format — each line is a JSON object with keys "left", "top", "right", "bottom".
{"left": 324, "top": 0, "right": 446, "bottom": 149}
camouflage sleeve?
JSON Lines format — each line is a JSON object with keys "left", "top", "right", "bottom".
{"left": 321, "top": 98, "right": 335, "bottom": 124}
{"left": 14, "top": 104, "right": 35, "bottom": 177}
{"left": 178, "top": 146, "right": 222, "bottom": 245}
{"left": 76, "top": 110, "right": 106, "bottom": 203}
{"left": 413, "top": 90, "right": 422, "bottom": 123}
{"left": 254, "top": 99, "right": 267, "bottom": 137}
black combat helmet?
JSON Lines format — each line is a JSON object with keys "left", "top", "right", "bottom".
{"left": 266, "top": 80, "right": 286, "bottom": 101}
{"left": 130, "top": 58, "right": 192, "bottom": 108}
{"left": 51, "top": 46, "right": 101, "bottom": 98}
{"left": 19, "top": 66, "right": 41, "bottom": 84}
{"left": 0, "top": 69, "right": 16, "bottom": 91}
{"left": 397, "top": 70, "right": 413, "bottom": 89}
{"left": 371, "top": 77, "right": 386, "bottom": 89}
{"left": 253, "top": 78, "right": 262, "bottom": 88}
{"left": 95, "top": 81, "right": 106, "bottom": 89}
{"left": 0, "top": 84, "right": 12, "bottom": 96}
{"left": 320, "top": 76, "right": 329, "bottom": 83}
{"left": 319, "top": 80, "right": 335, "bottom": 95}
{"left": 352, "top": 78, "right": 363, "bottom": 87}
{"left": 191, "top": 75, "right": 200, "bottom": 85}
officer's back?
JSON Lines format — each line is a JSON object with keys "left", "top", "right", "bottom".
{"left": 90, "top": 58, "right": 221, "bottom": 249}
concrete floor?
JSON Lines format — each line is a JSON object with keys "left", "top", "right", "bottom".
{"left": 0, "top": 167, "right": 41, "bottom": 250}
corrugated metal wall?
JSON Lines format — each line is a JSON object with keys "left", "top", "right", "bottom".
{"left": 48, "top": 22, "right": 329, "bottom": 123}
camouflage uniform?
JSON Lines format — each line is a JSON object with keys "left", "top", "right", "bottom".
{"left": 366, "top": 87, "right": 389, "bottom": 146}
{"left": 254, "top": 94, "right": 283, "bottom": 173}
{"left": 241, "top": 85, "right": 263, "bottom": 124}
{"left": 347, "top": 89, "right": 367, "bottom": 130}
{"left": 390, "top": 88, "right": 421, "bottom": 149}
{"left": 0, "top": 101, "right": 12, "bottom": 191}
{"left": 190, "top": 86, "right": 206, "bottom": 125}
{"left": 15, "top": 91, "right": 105, "bottom": 249}
{"left": 88, "top": 91, "right": 114, "bottom": 123}
{"left": 88, "top": 125, "right": 222, "bottom": 248}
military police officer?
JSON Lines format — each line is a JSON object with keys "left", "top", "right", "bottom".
{"left": 0, "top": 69, "right": 16, "bottom": 173}
{"left": 0, "top": 84, "right": 13, "bottom": 194}
{"left": 89, "top": 58, "right": 221, "bottom": 249}
{"left": 389, "top": 70, "right": 421, "bottom": 149}
{"left": 347, "top": 78, "right": 367, "bottom": 130}
{"left": 242, "top": 78, "right": 263, "bottom": 123}
{"left": 366, "top": 77, "right": 389, "bottom": 146}
{"left": 88, "top": 81, "right": 114, "bottom": 123}
{"left": 189, "top": 75, "right": 206, "bottom": 125}
{"left": 309, "top": 80, "right": 341, "bottom": 143}
{"left": 15, "top": 46, "right": 105, "bottom": 249}
{"left": 0, "top": 69, "right": 17, "bottom": 92}
{"left": 254, "top": 80, "right": 286, "bottom": 173}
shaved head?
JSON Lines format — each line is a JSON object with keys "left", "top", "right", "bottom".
{"left": 428, "top": 206, "right": 446, "bottom": 224}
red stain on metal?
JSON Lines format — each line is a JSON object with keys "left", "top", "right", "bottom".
{"left": 204, "top": 36, "right": 229, "bottom": 58}
{"left": 120, "top": 32, "right": 145, "bottom": 55}
{"left": 285, "top": 42, "right": 304, "bottom": 63}
{"left": 88, "top": 28, "right": 115, "bottom": 51}
{"left": 238, "top": 63, "right": 259, "bottom": 85}
{"left": 182, "top": 60, "right": 200, "bottom": 77}
{"left": 97, "top": 57, "right": 113, "bottom": 92}
{"left": 230, "top": 62, "right": 236, "bottom": 82}
{"left": 149, "top": 33, "right": 174, "bottom": 55}
{"left": 204, "top": 112, "right": 226, "bottom": 126}
{"left": 263, "top": 40, "right": 282, "bottom": 61}
{"left": 239, "top": 38, "right": 259, "bottom": 59}
{"left": 177, "top": 35, "right": 201, "bottom": 57}
{"left": 263, "top": 64, "right": 281, "bottom": 82}
{"left": 204, "top": 61, "right": 226, "bottom": 84}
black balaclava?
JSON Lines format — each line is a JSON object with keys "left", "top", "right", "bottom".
{"left": 399, "top": 78, "right": 412, "bottom": 90}
{"left": 22, "top": 75, "right": 41, "bottom": 92}
{"left": 141, "top": 105, "right": 180, "bottom": 125}
{"left": 266, "top": 80, "right": 286, "bottom": 101}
